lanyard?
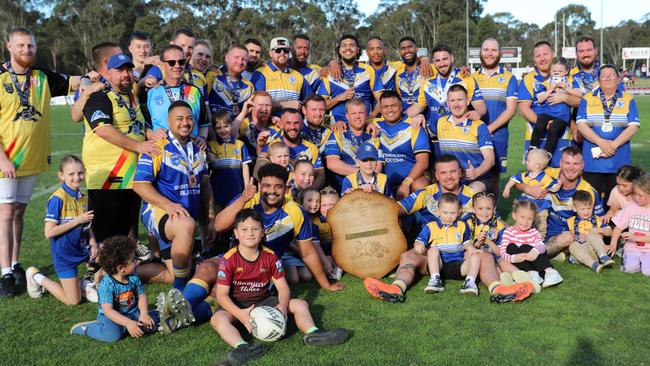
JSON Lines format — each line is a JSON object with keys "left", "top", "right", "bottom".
{"left": 112, "top": 89, "right": 137, "bottom": 121}
{"left": 167, "top": 130, "right": 198, "bottom": 177}
{"left": 163, "top": 82, "right": 185, "bottom": 102}
{"left": 356, "top": 171, "right": 376, "bottom": 186}
{"left": 574, "top": 215, "right": 597, "bottom": 243}
{"left": 224, "top": 74, "right": 242, "bottom": 104}
{"left": 5, "top": 62, "right": 31, "bottom": 106}
{"left": 434, "top": 68, "right": 457, "bottom": 104}
{"left": 403, "top": 64, "right": 420, "bottom": 96}
{"left": 340, "top": 62, "right": 356, "bottom": 88}
{"left": 599, "top": 90, "right": 619, "bottom": 122}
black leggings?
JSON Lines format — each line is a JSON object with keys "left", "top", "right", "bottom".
{"left": 506, "top": 244, "right": 552, "bottom": 275}
{"left": 530, "top": 113, "right": 567, "bottom": 155}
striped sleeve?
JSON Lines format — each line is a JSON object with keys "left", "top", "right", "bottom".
{"left": 529, "top": 229, "right": 546, "bottom": 254}
{"left": 499, "top": 227, "right": 516, "bottom": 262}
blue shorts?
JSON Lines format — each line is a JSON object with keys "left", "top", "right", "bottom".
{"left": 141, "top": 205, "right": 172, "bottom": 255}
{"left": 55, "top": 262, "right": 83, "bottom": 279}
{"left": 281, "top": 252, "right": 305, "bottom": 267}
{"left": 492, "top": 139, "right": 508, "bottom": 174}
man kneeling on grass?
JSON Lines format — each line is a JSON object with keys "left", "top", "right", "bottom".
{"left": 212, "top": 209, "right": 348, "bottom": 365}
{"left": 364, "top": 195, "right": 534, "bottom": 303}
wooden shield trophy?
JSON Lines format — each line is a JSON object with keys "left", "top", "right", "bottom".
{"left": 328, "top": 190, "right": 406, "bottom": 279}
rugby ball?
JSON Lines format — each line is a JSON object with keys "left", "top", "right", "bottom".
{"left": 250, "top": 306, "right": 286, "bottom": 342}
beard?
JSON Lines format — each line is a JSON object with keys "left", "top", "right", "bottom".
{"left": 480, "top": 54, "right": 500, "bottom": 69}
{"left": 403, "top": 55, "right": 417, "bottom": 66}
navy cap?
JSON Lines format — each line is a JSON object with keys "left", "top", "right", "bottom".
{"left": 107, "top": 54, "right": 134, "bottom": 70}
{"left": 357, "top": 142, "right": 379, "bottom": 161}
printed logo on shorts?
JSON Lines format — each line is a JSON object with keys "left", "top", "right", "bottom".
{"left": 91, "top": 110, "right": 110, "bottom": 122}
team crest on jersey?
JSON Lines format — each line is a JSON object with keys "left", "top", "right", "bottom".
{"left": 463, "top": 126, "right": 470, "bottom": 134}
{"left": 288, "top": 76, "right": 296, "bottom": 84}
{"left": 455, "top": 233, "right": 461, "bottom": 241}
{"left": 498, "top": 76, "right": 505, "bottom": 84}
{"left": 217, "top": 270, "right": 226, "bottom": 279}
{"left": 3, "top": 83, "right": 13, "bottom": 93}
{"left": 275, "top": 260, "right": 284, "bottom": 273}
{"left": 616, "top": 100, "right": 624, "bottom": 108}
{"left": 91, "top": 110, "right": 110, "bottom": 122}
{"left": 170, "top": 154, "right": 181, "bottom": 166}
{"left": 154, "top": 95, "right": 164, "bottom": 105}
{"left": 233, "top": 148, "right": 239, "bottom": 155}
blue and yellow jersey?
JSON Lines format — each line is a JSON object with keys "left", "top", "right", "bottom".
{"left": 570, "top": 62, "right": 625, "bottom": 95}
{"left": 208, "top": 136, "right": 251, "bottom": 206}
{"left": 243, "top": 197, "right": 312, "bottom": 257}
{"left": 517, "top": 68, "right": 575, "bottom": 167}
{"left": 251, "top": 62, "right": 312, "bottom": 103}
{"left": 0, "top": 66, "right": 70, "bottom": 177}
{"left": 208, "top": 72, "right": 254, "bottom": 120}
{"left": 510, "top": 169, "right": 558, "bottom": 211}
{"left": 416, "top": 69, "right": 483, "bottom": 134}
{"left": 261, "top": 134, "right": 323, "bottom": 169}
{"left": 134, "top": 135, "right": 208, "bottom": 219}
{"left": 576, "top": 88, "right": 640, "bottom": 174}
{"left": 323, "top": 130, "right": 382, "bottom": 186}
{"left": 341, "top": 172, "right": 391, "bottom": 197}
{"left": 395, "top": 62, "right": 437, "bottom": 111}
{"left": 238, "top": 118, "right": 281, "bottom": 159}
{"left": 377, "top": 116, "right": 429, "bottom": 188}
{"left": 399, "top": 182, "right": 476, "bottom": 225}
{"left": 317, "top": 62, "right": 384, "bottom": 123}
{"left": 547, "top": 178, "right": 604, "bottom": 240}
{"left": 518, "top": 68, "right": 572, "bottom": 120}
{"left": 82, "top": 90, "right": 146, "bottom": 189}
{"left": 45, "top": 184, "right": 90, "bottom": 268}
{"left": 201, "top": 69, "right": 219, "bottom": 98}
{"left": 312, "top": 214, "right": 332, "bottom": 245}
{"left": 142, "top": 83, "right": 208, "bottom": 137}
{"left": 375, "top": 61, "right": 401, "bottom": 91}
{"left": 470, "top": 67, "right": 518, "bottom": 142}
{"left": 293, "top": 62, "right": 322, "bottom": 94}
{"left": 566, "top": 215, "right": 608, "bottom": 237}
{"left": 184, "top": 68, "right": 208, "bottom": 97}
{"left": 465, "top": 215, "right": 507, "bottom": 246}
{"left": 301, "top": 124, "right": 331, "bottom": 151}
{"left": 416, "top": 218, "right": 470, "bottom": 263}
{"left": 434, "top": 115, "right": 493, "bottom": 173}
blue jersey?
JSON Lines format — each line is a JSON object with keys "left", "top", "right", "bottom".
{"left": 399, "top": 183, "right": 476, "bottom": 225}
{"left": 341, "top": 172, "right": 391, "bottom": 197}
{"left": 45, "top": 184, "right": 90, "bottom": 270}
{"left": 262, "top": 134, "right": 323, "bottom": 169}
{"left": 377, "top": 116, "right": 430, "bottom": 189}
{"left": 433, "top": 115, "right": 493, "bottom": 174}
{"left": 375, "top": 61, "right": 399, "bottom": 92}
{"left": 576, "top": 88, "right": 640, "bottom": 174}
{"left": 470, "top": 67, "right": 518, "bottom": 142}
{"left": 97, "top": 274, "right": 144, "bottom": 317}
{"left": 292, "top": 61, "right": 322, "bottom": 94}
{"left": 301, "top": 124, "right": 330, "bottom": 150}
{"left": 510, "top": 169, "right": 559, "bottom": 211}
{"left": 134, "top": 133, "right": 208, "bottom": 219}
{"left": 323, "top": 130, "right": 382, "bottom": 186}
{"left": 242, "top": 195, "right": 312, "bottom": 257}
{"left": 395, "top": 63, "right": 437, "bottom": 111}
{"left": 251, "top": 62, "right": 312, "bottom": 104}
{"left": 416, "top": 218, "right": 470, "bottom": 263}
{"left": 208, "top": 136, "right": 251, "bottom": 206}
{"left": 570, "top": 62, "right": 625, "bottom": 95}
{"left": 208, "top": 72, "right": 254, "bottom": 120}
{"left": 142, "top": 83, "right": 208, "bottom": 137}
{"left": 318, "top": 62, "right": 384, "bottom": 123}
{"left": 547, "top": 177, "right": 604, "bottom": 239}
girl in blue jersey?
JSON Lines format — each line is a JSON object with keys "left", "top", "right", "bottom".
{"left": 298, "top": 188, "right": 336, "bottom": 279}
{"left": 26, "top": 155, "right": 98, "bottom": 305}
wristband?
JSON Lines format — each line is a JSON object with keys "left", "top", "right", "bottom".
{"left": 402, "top": 177, "right": 413, "bottom": 186}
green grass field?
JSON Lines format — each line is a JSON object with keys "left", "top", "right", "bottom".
{"left": 2, "top": 98, "right": 650, "bottom": 366}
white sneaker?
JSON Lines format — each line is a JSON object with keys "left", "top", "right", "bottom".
{"left": 527, "top": 271, "right": 544, "bottom": 285}
{"left": 542, "top": 268, "right": 563, "bottom": 288}
{"left": 551, "top": 252, "right": 566, "bottom": 262}
{"left": 26, "top": 266, "right": 43, "bottom": 298}
{"left": 81, "top": 280, "right": 98, "bottom": 303}
{"left": 328, "top": 266, "right": 343, "bottom": 280}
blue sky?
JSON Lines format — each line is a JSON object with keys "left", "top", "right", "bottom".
{"left": 356, "top": 0, "right": 649, "bottom": 27}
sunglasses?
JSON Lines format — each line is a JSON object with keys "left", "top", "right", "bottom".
{"left": 273, "top": 48, "right": 290, "bottom": 54}
{"left": 162, "top": 59, "right": 187, "bottom": 67}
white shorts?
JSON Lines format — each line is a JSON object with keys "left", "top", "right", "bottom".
{"left": 0, "top": 175, "right": 39, "bottom": 204}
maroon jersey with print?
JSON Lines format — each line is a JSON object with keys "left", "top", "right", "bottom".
{"left": 217, "top": 245, "right": 285, "bottom": 306}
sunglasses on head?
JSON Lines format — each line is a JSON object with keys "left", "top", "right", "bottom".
{"left": 273, "top": 48, "right": 290, "bottom": 54}
{"left": 162, "top": 59, "right": 187, "bottom": 67}
{"left": 473, "top": 191, "right": 495, "bottom": 202}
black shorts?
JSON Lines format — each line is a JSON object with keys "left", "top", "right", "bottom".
{"left": 88, "top": 189, "right": 140, "bottom": 243}
{"left": 440, "top": 260, "right": 464, "bottom": 280}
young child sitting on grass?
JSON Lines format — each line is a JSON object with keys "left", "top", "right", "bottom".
{"left": 298, "top": 188, "right": 338, "bottom": 280}
{"left": 70, "top": 236, "right": 159, "bottom": 342}
{"left": 609, "top": 175, "right": 650, "bottom": 275}
{"left": 502, "top": 148, "right": 561, "bottom": 239}
{"left": 27, "top": 155, "right": 98, "bottom": 304}
{"left": 211, "top": 209, "right": 348, "bottom": 365}
{"left": 500, "top": 201, "right": 563, "bottom": 289}
{"left": 565, "top": 190, "right": 615, "bottom": 273}
{"left": 341, "top": 142, "right": 391, "bottom": 197}
{"left": 414, "top": 193, "right": 481, "bottom": 296}
{"left": 603, "top": 165, "right": 643, "bottom": 223}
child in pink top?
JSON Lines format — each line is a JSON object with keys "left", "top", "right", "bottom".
{"left": 604, "top": 165, "right": 643, "bottom": 223}
{"left": 610, "top": 175, "right": 650, "bottom": 275}
{"left": 500, "top": 201, "right": 563, "bottom": 288}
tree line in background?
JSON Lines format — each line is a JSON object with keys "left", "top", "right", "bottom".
{"left": 2, "top": 0, "right": 650, "bottom": 74}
